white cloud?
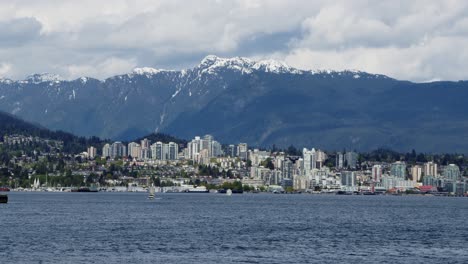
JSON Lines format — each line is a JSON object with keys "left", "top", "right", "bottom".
{"left": 0, "top": 0, "right": 467, "bottom": 81}
{"left": 0, "top": 62, "right": 12, "bottom": 77}
{"left": 66, "top": 57, "right": 137, "bottom": 80}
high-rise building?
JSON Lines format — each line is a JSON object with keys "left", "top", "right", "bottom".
{"left": 303, "top": 148, "right": 317, "bottom": 173}
{"left": 168, "top": 142, "right": 178, "bottom": 160}
{"left": 152, "top": 142, "right": 166, "bottom": 160}
{"left": 391, "top": 161, "right": 406, "bottom": 178}
{"left": 110, "top": 141, "right": 126, "bottom": 158}
{"left": 336, "top": 152, "right": 344, "bottom": 169}
{"left": 443, "top": 164, "right": 460, "bottom": 181}
{"left": 211, "top": 141, "right": 222, "bottom": 157}
{"left": 102, "top": 143, "right": 111, "bottom": 158}
{"left": 411, "top": 165, "right": 422, "bottom": 183}
{"left": 341, "top": 171, "right": 356, "bottom": 187}
{"left": 238, "top": 143, "right": 248, "bottom": 160}
{"left": 228, "top": 144, "right": 237, "bottom": 157}
{"left": 188, "top": 136, "right": 202, "bottom": 160}
{"left": 201, "top": 135, "right": 213, "bottom": 157}
{"left": 151, "top": 141, "right": 178, "bottom": 161}
{"left": 127, "top": 142, "right": 142, "bottom": 159}
{"left": 372, "top": 165, "right": 382, "bottom": 182}
{"left": 140, "top": 138, "right": 151, "bottom": 160}
{"left": 140, "top": 138, "right": 150, "bottom": 149}
{"left": 345, "top": 152, "right": 358, "bottom": 169}
{"left": 282, "top": 159, "right": 293, "bottom": 179}
{"left": 316, "top": 150, "right": 327, "bottom": 169}
{"left": 424, "top": 161, "right": 438, "bottom": 177}
{"left": 87, "top": 146, "right": 97, "bottom": 159}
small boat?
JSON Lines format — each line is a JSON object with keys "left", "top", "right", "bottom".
{"left": 0, "top": 194, "right": 7, "bottom": 203}
{"left": 226, "top": 189, "right": 232, "bottom": 196}
{"left": 0, "top": 187, "right": 10, "bottom": 192}
{"left": 148, "top": 185, "right": 155, "bottom": 199}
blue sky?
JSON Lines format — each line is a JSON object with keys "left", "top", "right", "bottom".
{"left": 1, "top": 0, "right": 468, "bottom": 82}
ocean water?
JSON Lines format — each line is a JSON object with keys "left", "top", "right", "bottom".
{"left": 0, "top": 192, "right": 467, "bottom": 263}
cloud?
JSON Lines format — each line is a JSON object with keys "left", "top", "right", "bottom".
{"left": 66, "top": 57, "right": 137, "bottom": 79}
{"left": 0, "top": 17, "right": 42, "bottom": 46}
{"left": 0, "top": 62, "right": 12, "bottom": 76}
{"left": 0, "top": 0, "right": 467, "bottom": 81}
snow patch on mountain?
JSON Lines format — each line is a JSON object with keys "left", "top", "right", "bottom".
{"left": 133, "top": 67, "right": 170, "bottom": 75}
{"left": 197, "top": 55, "right": 302, "bottom": 75}
{"left": 0, "top": 78, "right": 13, "bottom": 84}
{"left": 25, "top": 73, "right": 63, "bottom": 84}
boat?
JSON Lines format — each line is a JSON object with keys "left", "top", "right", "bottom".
{"left": 148, "top": 185, "right": 155, "bottom": 199}
{"left": 72, "top": 186, "right": 99, "bottom": 192}
{"left": 226, "top": 189, "right": 232, "bottom": 196}
{"left": 336, "top": 191, "right": 352, "bottom": 195}
{"left": 185, "top": 186, "right": 209, "bottom": 193}
{"left": 0, "top": 194, "right": 7, "bottom": 203}
{"left": 0, "top": 187, "right": 10, "bottom": 192}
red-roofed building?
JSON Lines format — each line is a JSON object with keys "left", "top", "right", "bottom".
{"left": 419, "top": 185, "right": 437, "bottom": 192}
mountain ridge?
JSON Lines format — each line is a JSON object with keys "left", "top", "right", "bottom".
{"left": 1, "top": 55, "right": 467, "bottom": 152}
{"left": 0, "top": 55, "right": 393, "bottom": 83}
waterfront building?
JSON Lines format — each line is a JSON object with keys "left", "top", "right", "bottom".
{"left": 372, "top": 165, "right": 382, "bottom": 182}
{"left": 293, "top": 174, "right": 310, "bottom": 190}
{"left": 422, "top": 175, "right": 444, "bottom": 187}
{"left": 341, "top": 171, "right": 356, "bottom": 187}
{"left": 382, "top": 175, "right": 415, "bottom": 190}
{"left": 390, "top": 161, "right": 406, "bottom": 178}
{"left": 424, "top": 161, "right": 438, "bottom": 177}
{"left": 281, "top": 178, "right": 293, "bottom": 189}
{"left": 443, "top": 164, "right": 460, "bottom": 181}
{"left": 411, "top": 165, "right": 422, "bottom": 183}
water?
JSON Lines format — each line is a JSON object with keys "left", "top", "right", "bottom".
{"left": 1, "top": 193, "right": 467, "bottom": 263}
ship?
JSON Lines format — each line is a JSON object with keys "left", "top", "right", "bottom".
{"left": 184, "top": 186, "right": 209, "bottom": 193}
{"left": 71, "top": 186, "right": 99, "bottom": 192}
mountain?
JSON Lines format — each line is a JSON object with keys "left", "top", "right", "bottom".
{"left": 0, "top": 111, "right": 104, "bottom": 153}
{"left": 1, "top": 55, "right": 468, "bottom": 152}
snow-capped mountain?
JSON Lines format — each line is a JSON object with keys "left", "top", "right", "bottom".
{"left": 24, "top": 73, "right": 63, "bottom": 84}
{"left": 0, "top": 55, "right": 467, "bottom": 152}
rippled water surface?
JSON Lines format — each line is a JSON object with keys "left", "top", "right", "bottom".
{"left": 1, "top": 192, "right": 467, "bottom": 263}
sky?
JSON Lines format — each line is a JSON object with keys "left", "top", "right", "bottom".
{"left": 1, "top": 0, "right": 468, "bottom": 82}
